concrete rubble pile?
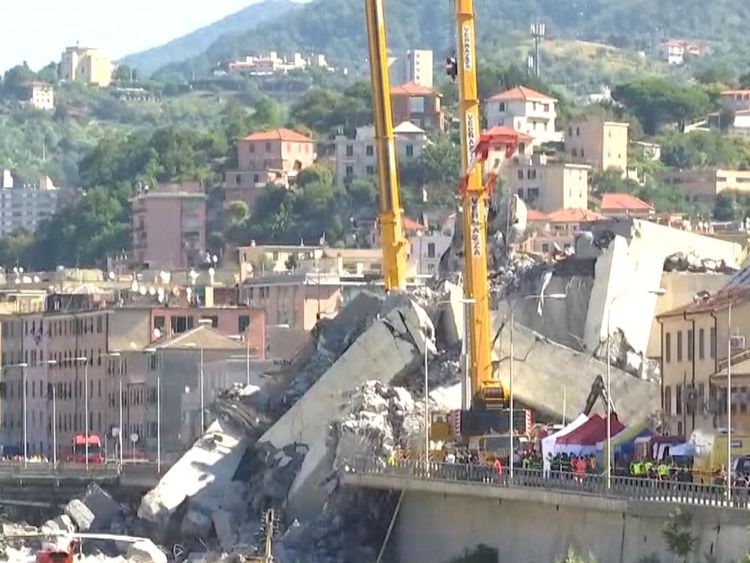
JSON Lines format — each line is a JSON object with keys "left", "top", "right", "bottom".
{"left": 278, "top": 380, "right": 427, "bottom": 563}
{"left": 595, "top": 328, "right": 660, "bottom": 383}
{"left": 0, "top": 484, "right": 166, "bottom": 563}
{"left": 134, "top": 291, "right": 440, "bottom": 561}
{"left": 664, "top": 251, "right": 740, "bottom": 274}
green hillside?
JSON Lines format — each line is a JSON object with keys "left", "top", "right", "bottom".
{"left": 120, "top": 0, "right": 301, "bottom": 76}
{"left": 161, "top": 0, "right": 750, "bottom": 79}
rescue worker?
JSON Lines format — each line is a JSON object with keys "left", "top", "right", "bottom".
{"left": 658, "top": 460, "right": 670, "bottom": 481}
{"left": 574, "top": 456, "right": 587, "bottom": 483}
{"left": 493, "top": 456, "right": 503, "bottom": 482}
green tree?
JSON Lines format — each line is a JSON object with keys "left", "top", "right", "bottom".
{"left": 113, "top": 64, "right": 136, "bottom": 83}
{"left": 3, "top": 63, "right": 36, "bottom": 97}
{"left": 37, "top": 62, "right": 58, "bottom": 84}
{"left": 714, "top": 192, "right": 740, "bottom": 221}
{"left": 591, "top": 169, "right": 641, "bottom": 198}
{"left": 252, "top": 97, "right": 282, "bottom": 128}
{"left": 297, "top": 164, "right": 333, "bottom": 188}
{"left": 347, "top": 177, "right": 378, "bottom": 208}
{"left": 227, "top": 200, "right": 249, "bottom": 225}
{"left": 693, "top": 63, "right": 734, "bottom": 86}
{"left": 613, "top": 78, "right": 710, "bottom": 134}
{"left": 662, "top": 509, "right": 696, "bottom": 563}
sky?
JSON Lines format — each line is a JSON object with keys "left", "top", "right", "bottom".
{"left": 0, "top": 0, "right": 263, "bottom": 73}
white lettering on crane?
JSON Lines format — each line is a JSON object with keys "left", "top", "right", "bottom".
{"left": 470, "top": 197, "right": 482, "bottom": 257}
{"left": 465, "top": 112, "right": 477, "bottom": 166}
{"left": 462, "top": 24, "right": 473, "bottom": 71}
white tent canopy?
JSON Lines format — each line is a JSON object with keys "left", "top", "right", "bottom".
{"left": 542, "top": 414, "right": 588, "bottom": 472}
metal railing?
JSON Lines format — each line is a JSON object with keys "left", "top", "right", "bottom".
{"left": 342, "top": 456, "right": 750, "bottom": 509}
{"left": 0, "top": 461, "right": 129, "bottom": 481}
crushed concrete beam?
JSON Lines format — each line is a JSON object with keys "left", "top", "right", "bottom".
{"left": 64, "top": 499, "right": 95, "bottom": 532}
{"left": 492, "top": 312, "right": 659, "bottom": 426}
{"left": 259, "top": 299, "right": 434, "bottom": 520}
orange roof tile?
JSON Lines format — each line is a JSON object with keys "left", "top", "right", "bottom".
{"left": 483, "top": 126, "right": 534, "bottom": 142}
{"left": 657, "top": 287, "right": 750, "bottom": 319}
{"left": 402, "top": 216, "right": 425, "bottom": 231}
{"left": 488, "top": 85, "right": 556, "bottom": 103}
{"left": 600, "top": 192, "right": 654, "bottom": 212}
{"left": 241, "top": 128, "right": 313, "bottom": 143}
{"left": 526, "top": 209, "right": 548, "bottom": 222}
{"left": 546, "top": 208, "right": 607, "bottom": 223}
{"left": 391, "top": 81, "right": 436, "bottom": 96}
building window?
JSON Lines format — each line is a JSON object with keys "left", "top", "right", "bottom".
{"left": 239, "top": 315, "right": 250, "bottom": 333}
{"left": 710, "top": 327, "right": 716, "bottom": 358}
{"left": 676, "top": 384, "right": 683, "bottom": 415}
{"left": 665, "top": 332, "right": 672, "bottom": 363}
{"left": 664, "top": 386, "right": 672, "bottom": 415}
{"left": 572, "top": 148, "right": 577, "bottom": 157}
{"left": 236, "top": 175, "right": 241, "bottom": 185}
{"left": 699, "top": 328, "right": 705, "bottom": 360}
{"left": 265, "top": 142, "right": 272, "bottom": 153}
{"left": 249, "top": 144, "right": 255, "bottom": 153}
{"left": 366, "top": 145, "right": 374, "bottom": 156}
{"left": 677, "top": 330, "right": 683, "bottom": 362}
{"left": 366, "top": 165, "right": 375, "bottom": 175}
{"left": 687, "top": 329, "right": 693, "bottom": 361}
{"left": 346, "top": 145, "right": 354, "bottom": 157}
{"left": 517, "top": 170, "right": 524, "bottom": 180}
{"left": 498, "top": 102, "right": 506, "bottom": 111}
{"left": 253, "top": 174, "right": 260, "bottom": 184}
{"left": 427, "top": 243, "right": 436, "bottom": 258}
{"left": 345, "top": 166, "right": 354, "bottom": 177}
{"left": 527, "top": 169, "right": 536, "bottom": 180}
{"left": 576, "top": 127, "right": 580, "bottom": 136}
{"left": 406, "top": 144, "right": 414, "bottom": 157}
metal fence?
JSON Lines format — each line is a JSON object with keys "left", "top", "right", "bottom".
{"left": 342, "top": 456, "right": 750, "bottom": 509}
{"left": 0, "top": 461, "right": 122, "bottom": 481}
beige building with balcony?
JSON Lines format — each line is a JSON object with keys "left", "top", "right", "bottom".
{"left": 334, "top": 122, "right": 427, "bottom": 187}
{"left": 485, "top": 86, "right": 561, "bottom": 146}
{"left": 662, "top": 168, "right": 750, "bottom": 211}
{"left": 60, "top": 46, "right": 113, "bottom": 87}
{"left": 225, "top": 128, "right": 316, "bottom": 205}
{"left": 25, "top": 82, "right": 54, "bottom": 111}
{"left": 656, "top": 288, "right": 750, "bottom": 437}
{"left": 511, "top": 154, "right": 591, "bottom": 213}
{"left": 565, "top": 115, "right": 629, "bottom": 173}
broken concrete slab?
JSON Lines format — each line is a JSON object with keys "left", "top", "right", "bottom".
{"left": 138, "top": 418, "right": 248, "bottom": 524}
{"left": 181, "top": 509, "right": 212, "bottom": 539}
{"left": 126, "top": 540, "right": 167, "bottom": 563}
{"left": 82, "top": 483, "right": 121, "bottom": 531}
{"left": 212, "top": 509, "right": 237, "bottom": 550}
{"left": 40, "top": 514, "right": 75, "bottom": 536}
{"left": 65, "top": 499, "right": 95, "bottom": 531}
{"left": 259, "top": 299, "right": 434, "bottom": 520}
{"left": 493, "top": 313, "right": 659, "bottom": 426}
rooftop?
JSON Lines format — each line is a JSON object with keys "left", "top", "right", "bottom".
{"left": 241, "top": 128, "right": 313, "bottom": 143}
{"left": 546, "top": 208, "right": 607, "bottom": 223}
{"left": 393, "top": 121, "right": 426, "bottom": 134}
{"left": 600, "top": 192, "right": 654, "bottom": 212}
{"left": 526, "top": 209, "right": 548, "bottom": 222}
{"left": 657, "top": 287, "right": 750, "bottom": 319}
{"left": 391, "top": 81, "right": 436, "bottom": 96}
{"left": 488, "top": 85, "right": 556, "bottom": 103}
{"left": 402, "top": 216, "right": 426, "bottom": 231}
{"left": 152, "top": 323, "right": 247, "bottom": 352}
{"left": 483, "top": 126, "right": 534, "bottom": 142}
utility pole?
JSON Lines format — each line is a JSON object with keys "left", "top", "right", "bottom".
{"left": 530, "top": 22, "right": 546, "bottom": 78}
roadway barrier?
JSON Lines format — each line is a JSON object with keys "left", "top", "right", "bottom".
{"left": 342, "top": 456, "right": 750, "bottom": 509}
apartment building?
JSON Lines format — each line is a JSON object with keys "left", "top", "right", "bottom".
{"left": 523, "top": 208, "right": 606, "bottom": 255}
{"left": 333, "top": 122, "right": 427, "bottom": 187}
{"left": 241, "top": 271, "right": 342, "bottom": 331}
{"left": 565, "top": 115, "right": 629, "bottom": 173}
{"left": 661, "top": 168, "right": 750, "bottom": 211}
{"left": 390, "top": 49, "right": 434, "bottom": 88}
{"left": 225, "top": 128, "right": 316, "bottom": 204}
{"left": 25, "top": 82, "right": 54, "bottom": 111}
{"left": 60, "top": 46, "right": 113, "bottom": 87}
{"left": 485, "top": 86, "right": 561, "bottom": 146}
{"left": 0, "top": 173, "right": 66, "bottom": 236}
{"left": 390, "top": 82, "right": 444, "bottom": 131}
{"left": 131, "top": 183, "right": 207, "bottom": 269}
{"left": 511, "top": 154, "right": 591, "bottom": 213}
{"left": 0, "top": 289, "right": 266, "bottom": 459}
{"left": 656, "top": 288, "right": 750, "bottom": 437}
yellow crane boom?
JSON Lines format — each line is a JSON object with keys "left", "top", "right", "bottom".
{"left": 454, "top": 0, "right": 495, "bottom": 407}
{"left": 365, "top": 0, "right": 408, "bottom": 291}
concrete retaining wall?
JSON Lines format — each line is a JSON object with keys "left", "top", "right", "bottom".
{"left": 393, "top": 488, "right": 750, "bottom": 563}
